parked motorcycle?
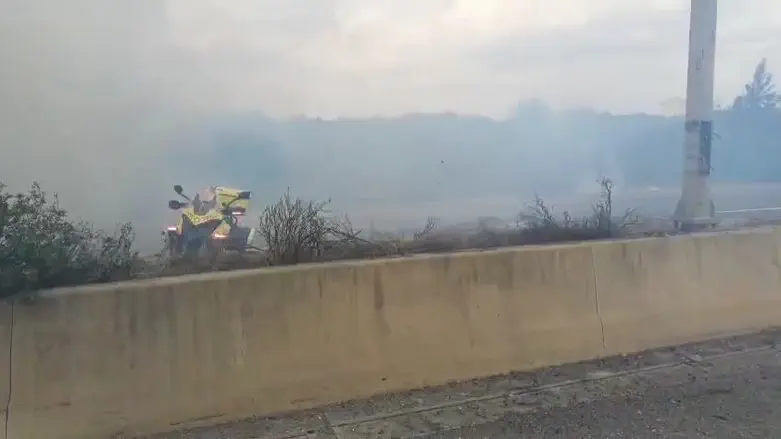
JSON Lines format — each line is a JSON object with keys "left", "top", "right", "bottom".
{"left": 162, "top": 184, "right": 257, "bottom": 260}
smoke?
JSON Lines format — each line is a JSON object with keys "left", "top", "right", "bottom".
{"left": 3, "top": 0, "right": 781, "bottom": 252}
{"left": 0, "top": 0, "right": 202, "bottom": 250}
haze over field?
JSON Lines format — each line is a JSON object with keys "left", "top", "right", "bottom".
{"left": 3, "top": 0, "right": 781, "bottom": 251}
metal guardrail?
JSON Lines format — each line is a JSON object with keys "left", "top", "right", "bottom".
{"left": 717, "top": 207, "right": 781, "bottom": 214}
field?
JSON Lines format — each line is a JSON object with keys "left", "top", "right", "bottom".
{"left": 335, "top": 182, "right": 781, "bottom": 234}
{"left": 132, "top": 182, "right": 781, "bottom": 280}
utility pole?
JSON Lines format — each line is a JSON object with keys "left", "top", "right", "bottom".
{"left": 673, "top": 0, "right": 718, "bottom": 231}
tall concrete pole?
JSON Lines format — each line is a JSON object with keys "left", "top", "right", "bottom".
{"left": 673, "top": 0, "right": 718, "bottom": 231}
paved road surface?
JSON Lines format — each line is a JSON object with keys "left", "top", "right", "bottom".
{"left": 146, "top": 330, "right": 781, "bottom": 439}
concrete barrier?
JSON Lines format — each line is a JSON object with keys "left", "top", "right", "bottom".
{"left": 5, "top": 228, "right": 781, "bottom": 438}
{"left": 6, "top": 243, "right": 604, "bottom": 439}
{"left": 593, "top": 228, "right": 781, "bottom": 355}
{"left": 0, "top": 303, "right": 12, "bottom": 439}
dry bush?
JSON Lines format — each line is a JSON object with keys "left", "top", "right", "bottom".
{"left": 258, "top": 189, "right": 391, "bottom": 265}
{"left": 254, "top": 180, "right": 638, "bottom": 269}
{"left": 516, "top": 177, "right": 637, "bottom": 245}
{"left": 317, "top": 215, "right": 398, "bottom": 262}
{"left": 453, "top": 177, "right": 639, "bottom": 250}
{"left": 258, "top": 189, "right": 330, "bottom": 265}
{"left": 258, "top": 190, "right": 454, "bottom": 265}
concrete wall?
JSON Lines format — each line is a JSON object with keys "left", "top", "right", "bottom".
{"left": 0, "top": 303, "right": 11, "bottom": 439}
{"left": 594, "top": 229, "right": 781, "bottom": 355}
{"left": 2, "top": 228, "right": 781, "bottom": 438}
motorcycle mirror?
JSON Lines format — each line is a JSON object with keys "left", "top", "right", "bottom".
{"left": 237, "top": 190, "right": 251, "bottom": 200}
{"left": 168, "top": 200, "right": 185, "bottom": 210}
{"left": 173, "top": 185, "right": 184, "bottom": 195}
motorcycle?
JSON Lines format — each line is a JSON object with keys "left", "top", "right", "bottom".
{"left": 162, "top": 184, "right": 257, "bottom": 260}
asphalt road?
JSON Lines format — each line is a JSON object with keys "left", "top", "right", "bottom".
{"left": 146, "top": 329, "right": 781, "bottom": 439}
{"left": 435, "top": 347, "right": 781, "bottom": 439}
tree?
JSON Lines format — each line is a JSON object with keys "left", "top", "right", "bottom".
{"left": 731, "top": 58, "right": 780, "bottom": 112}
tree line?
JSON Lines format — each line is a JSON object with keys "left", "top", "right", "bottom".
{"left": 186, "top": 59, "right": 781, "bottom": 205}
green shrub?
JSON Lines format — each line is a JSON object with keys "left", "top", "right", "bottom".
{"left": 0, "top": 182, "right": 137, "bottom": 300}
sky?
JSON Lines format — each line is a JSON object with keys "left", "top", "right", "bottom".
{"left": 164, "top": 0, "right": 781, "bottom": 117}
{"left": 1, "top": 0, "right": 781, "bottom": 244}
